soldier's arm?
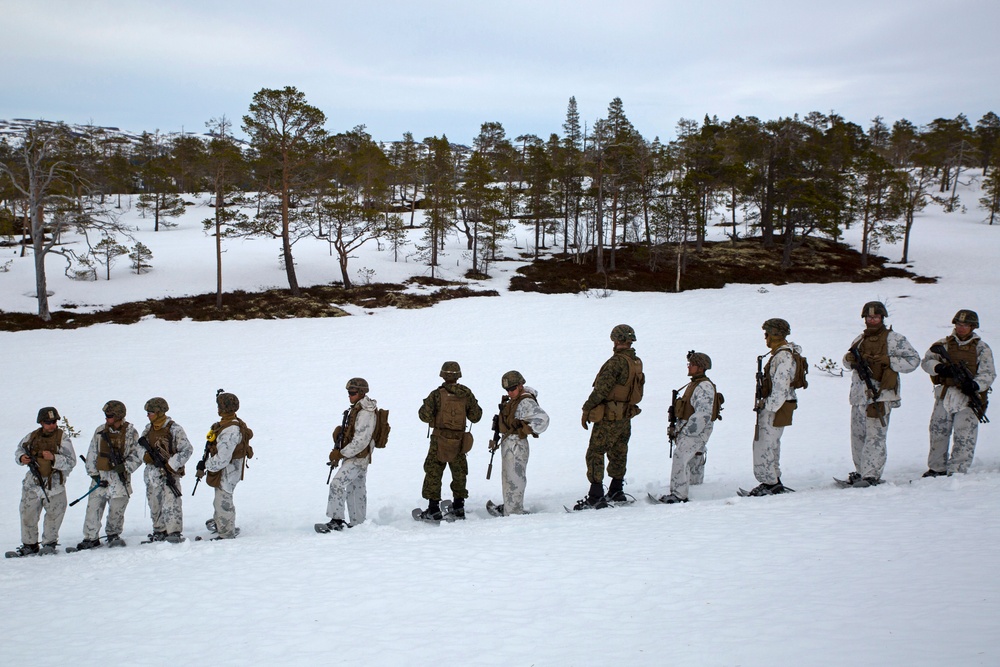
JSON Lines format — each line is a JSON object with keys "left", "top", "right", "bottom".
{"left": 890, "top": 333, "right": 921, "bottom": 374}
{"left": 418, "top": 390, "right": 437, "bottom": 424}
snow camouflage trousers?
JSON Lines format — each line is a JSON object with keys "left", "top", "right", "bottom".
{"left": 586, "top": 418, "right": 631, "bottom": 484}
{"left": 753, "top": 410, "right": 784, "bottom": 485}
{"left": 422, "top": 437, "right": 469, "bottom": 501}
{"left": 83, "top": 486, "right": 129, "bottom": 540}
{"left": 500, "top": 436, "right": 530, "bottom": 515}
{"left": 670, "top": 431, "right": 710, "bottom": 500}
{"left": 146, "top": 476, "right": 183, "bottom": 534}
{"left": 327, "top": 459, "right": 368, "bottom": 524}
{"left": 213, "top": 487, "right": 237, "bottom": 538}
{"left": 928, "top": 400, "right": 981, "bottom": 474}
{"left": 20, "top": 488, "right": 67, "bottom": 545}
{"left": 850, "top": 404, "right": 892, "bottom": 480}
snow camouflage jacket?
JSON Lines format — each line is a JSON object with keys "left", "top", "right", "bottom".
{"left": 86, "top": 422, "right": 142, "bottom": 499}
{"left": 338, "top": 396, "right": 378, "bottom": 466}
{"left": 678, "top": 378, "right": 715, "bottom": 439}
{"left": 500, "top": 387, "right": 550, "bottom": 445}
{"left": 762, "top": 343, "right": 803, "bottom": 413}
{"left": 140, "top": 419, "right": 193, "bottom": 486}
{"left": 16, "top": 428, "right": 76, "bottom": 497}
{"left": 844, "top": 329, "right": 920, "bottom": 407}
{"left": 206, "top": 422, "right": 247, "bottom": 494}
{"left": 921, "top": 333, "right": 996, "bottom": 414}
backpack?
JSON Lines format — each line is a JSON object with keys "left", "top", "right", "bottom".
{"left": 711, "top": 391, "right": 725, "bottom": 421}
{"left": 372, "top": 409, "right": 390, "bottom": 448}
{"left": 790, "top": 351, "right": 809, "bottom": 390}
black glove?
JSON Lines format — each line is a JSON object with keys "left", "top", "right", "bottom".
{"left": 196, "top": 459, "right": 206, "bottom": 473}
{"left": 934, "top": 363, "right": 955, "bottom": 378}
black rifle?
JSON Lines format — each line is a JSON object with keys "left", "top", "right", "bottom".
{"left": 667, "top": 388, "right": 679, "bottom": 459}
{"left": 327, "top": 408, "right": 350, "bottom": 483}
{"left": 99, "top": 430, "right": 131, "bottom": 498}
{"left": 753, "top": 354, "right": 766, "bottom": 440}
{"left": 24, "top": 450, "right": 51, "bottom": 503}
{"left": 486, "top": 396, "right": 508, "bottom": 480}
{"left": 930, "top": 343, "right": 990, "bottom": 423}
{"left": 849, "top": 345, "right": 886, "bottom": 426}
{"left": 138, "top": 435, "right": 182, "bottom": 498}
{"left": 192, "top": 440, "right": 212, "bottom": 496}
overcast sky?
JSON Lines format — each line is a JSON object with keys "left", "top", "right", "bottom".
{"left": 3, "top": 0, "right": 998, "bottom": 144}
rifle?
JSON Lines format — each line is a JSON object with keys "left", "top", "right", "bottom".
{"left": 849, "top": 345, "right": 886, "bottom": 426}
{"left": 327, "top": 408, "right": 350, "bottom": 483}
{"left": 486, "top": 396, "right": 508, "bottom": 480}
{"left": 753, "top": 354, "right": 766, "bottom": 441}
{"left": 23, "top": 450, "right": 51, "bottom": 503}
{"left": 667, "top": 388, "right": 679, "bottom": 459}
{"left": 70, "top": 478, "right": 108, "bottom": 507}
{"left": 99, "top": 430, "right": 131, "bottom": 498}
{"left": 138, "top": 435, "right": 182, "bottom": 498}
{"left": 930, "top": 343, "right": 990, "bottom": 423}
{"left": 192, "top": 441, "right": 212, "bottom": 496}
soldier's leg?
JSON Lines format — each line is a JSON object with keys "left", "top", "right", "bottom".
{"left": 585, "top": 422, "right": 612, "bottom": 485}
{"left": 40, "top": 490, "right": 68, "bottom": 545}
{"left": 670, "top": 435, "right": 698, "bottom": 500}
{"left": 82, "top": 486, "right": 110, "bottom": 540}
{"left": 927, "top": 400, "right": 954, "bottom": 473}
{"left": 689, "top": 447, "right": 706, "bottom": 485}
{"left": 605, "top": 419, "right": 632, "bottom": 482}
{"left": 105, "top": 495, "right": 129, "bottom": 537}
{"left": 501, "top": 438, "right": 529, "bottom": 514}
{"left": 327, "top": 465, "right": 349, "bottom": 521}
{"left": 213, "top": 488, "right": 236, "bottom": 538}
{"left": 753, "top": 412, "right": 783, "bottom": 484}
{"left": 448, "top": 452, "right": 469, "bottom": 500}
{"left": 421, "top": 440, "right": 446, "bottom": 501}
{"left": 346, "top": 465, "right": 368, "bottom": 524}
{"left": 147, "top": 479, "right": 166, "bottom": 533}
{"left": 850, "top": 405, "right": 867, "bottom": 474}
{"left": 161, "top": 486, "right": 184, "bottom": 535}
{"left": 859, "top": 407, "right": 892, "bottom": 480}
{"left": 20, "top": 489, "right": 43, "bottom": 545}
{"left": 947, "top": 408, "right": 981, "bottom": 474}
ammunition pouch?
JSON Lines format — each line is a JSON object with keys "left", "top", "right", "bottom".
{"left": 866, "top": 402, "right": 886, "bottom": 420}
{"left": 435, "top": 429, "right": 464, "bottom": 463}
{"left": 772, "top": 400, "right": 797, "bottom": 427}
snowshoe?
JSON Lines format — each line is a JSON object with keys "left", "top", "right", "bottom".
{"left": 569, "top": 495, "right": 608, "bottom": 511}
{"left": 164, "top": 533, "right": 185, "bottom": 544}
{"left": 142, "top": 531, "right": 167, "bottom": 544}
{"left": 486, "top": 500, "right": 504, "bottom": 517}
{"left": 67, "top": 538, "right": 102, "bottom": 553}
{"left": 315, "top": 519, "right": 348, "bottom": 534}
{"left": 921, "top": 469, "right": 947, "bottom": 478}
{"left": 5, "top": 543, "right": 40, "bottom": 558}
{"left": 38, "top": 543, "right": 59, "bottom": 556}
{"left": 106, "top": 535, "right": 127, "bottom": 548}
{"left": 649, "top": 493, "right": 687, "bottom": 504}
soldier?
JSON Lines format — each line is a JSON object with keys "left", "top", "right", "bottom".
{"left": 198, "top": 391, "right": 252, "bottom": 540}
{"left": 139, "top": 397, "right": 193, "bottom": 543}
{"left": 920, "top": 309, "right": 995, "bottom": 476}
{"left": 575, "top": 324, "right": 645, "bottom": 510}
{"left": 657, "top": 351, "right": 719, "bottom": 504}
{"left": 748, "top": 318, "right": 802, "bottom": 496}
{"left": 8, "top": 407, "right": 76, "bottom": 557}
{"left": 417, "top": 361, "right": 483, "bottom": 520}
{"left": 76, "top": 401, "right": 141, "bottom": 550}
{"left": 841, "top": 301, "right": 920, "bottom": 487}
{"left": 319, "top": 378, "right": 377, "bottom": 532}
{"left": 488, "top": 371, "right": 550, "bottom": 516}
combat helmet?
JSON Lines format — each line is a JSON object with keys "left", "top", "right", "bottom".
{"left": 216, "top": 392, "right": 240, "bottom": 413}
{"left": 501, "top": 370, "right": 526, "bottom": 390}
{"left": 686, "top": 350, "right": 712, "bottom": 371}
{"left": 861, "top": 301, "right": 888, "bottom": 318}
{"left": 761, "top": 318, "right": 791, "bottom": 337}
{"left": 37, "top": 407, "right": 60, "bottom": 424}
{"left": 102, "top": 400, "right": 127, "bottom": 420}
{"left": 610, "top": 324, "right": 637, "bottom": 343}
{"left": 952, "top": 309, "right": 979, "bottom": 329}
{"left": 144, "top": 397, "right": 169, "bottom": 414}
{"left": 440, "top": 361, "right": 462, "bottom": 380}
{"left": 345, "top": 378, "right": 369, "bottom": 395}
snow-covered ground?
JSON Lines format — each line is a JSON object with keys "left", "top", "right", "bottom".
{"left": 1, "top": 182, "right": 998, "bottom": 666}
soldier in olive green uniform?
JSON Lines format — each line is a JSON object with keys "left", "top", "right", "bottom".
{"left": 417, "top": 362, "right": 483, "bottom": 520}
{"left": 575, "top": 324, "right": 645, "bottom": 510}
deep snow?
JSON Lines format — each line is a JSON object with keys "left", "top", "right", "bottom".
{"left": 1, "top": 182, "right": 998, "bottom": 666}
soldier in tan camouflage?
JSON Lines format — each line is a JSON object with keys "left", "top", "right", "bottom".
{"left": 140, "top": 397, "right": 193, "bottom": 543}
{"left": 8, "top": 407, "right": 77, "bottom": 557}
{"left": 417, "top": 361, "right": 482, "bottom": 520}
{"left": 575, "top": 324, "right": 645, "bottom": 510}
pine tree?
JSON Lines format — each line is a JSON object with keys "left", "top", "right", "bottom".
{"left": 129, "top": 241, "right": 154, "bottom": 274}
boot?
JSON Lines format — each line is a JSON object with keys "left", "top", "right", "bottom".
{"left": 606, "top": 478, "right": 627, "bottom": 502}
{"left": 164, "top": 532, "right": 184, "bottom": 543}
{"left": 10, "top": 543, "right": 39, "bottom": 557}
{"left": 573, "top": 483, "right": 608, "bottom": 510}
{"left": 38, "top": 543, "right": 58, "bottom": 555}
{"left": 922, "top": 469, "right": 945, "bottom": 478}
{"left": 659, "top": 493, "right": 688, "bottom": 504}
{"left": 419, "top": 500, "right": 443, "bottom": 521}
{"left": 76, "top": 538, "right": 102, "bottom": 551}
{"left": 147, "top": 530, "right": 167, "bottom": 542}
{"left": 106, "top": 534, "right": 126, "bottom": 548}
{"left": 451, "top": 498, "right": 466, "bottom": 520}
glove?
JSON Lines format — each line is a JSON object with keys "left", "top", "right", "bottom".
{"left": 667, "top": 425, "right": 677, "bottom": 440}
{"left": 934, "top": 363, "right": 955, "bottom": 378}
{"left": 754, "top": 399, "right": 766, "bottom": 412}
{"left": 581, "top": 411, "right": 589, "bottom": 431}
{"left": 488, "top": 442, "right": 499, "bottom": 453}
{"left": 112, "top": 463, "right": 126, "bottom": 475}
{"left": 196, "top": 459, "right": 206, "bottom": 473}
{"left": 516, "top": 421, "right": 533, "bottom": 438}
{"left": 329, "top": 449, "right": 343, "bottom": 463}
